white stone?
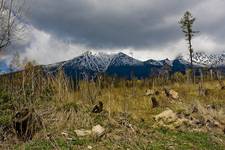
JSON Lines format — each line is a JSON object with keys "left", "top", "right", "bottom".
{"left": 74, "top": 129, "right": 92, "bottom": 137}
{"left": 169, "top": 89, "right": 179, "bottom": 99}
{"left": 92, "top": 124, "right": 105, "bottom": 137}
{"left": 87, "top": 146, "right": 93, "bottom": 149}
{"left": 154, "top": 109, "right": 177, "bottom": 123}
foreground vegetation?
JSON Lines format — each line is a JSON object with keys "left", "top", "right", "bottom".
{"left": 0, "top": 67, "right": 225, "bottom": 149}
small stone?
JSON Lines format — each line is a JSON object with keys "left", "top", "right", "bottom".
{"left": 169, "top": 89, "right": 179, "bottom": 99}
{"left": 206, "top": 104, "right": 216, "bottom": 110}
{"left": 146, "top": 89, "right": 155, "bottom": 96}
{"left": 164, "top": 88, "right": 179, "bottom": 99}
{"left": 92, "top": 101, "right": 103, "bottom": 113}
{"left": 92, "top": 125, "right": 105, "bottom": 137}
{"left": 192, "top": 106, "right": 198, "bottom": 113}
{"left": 87, "top": 145, "right": 92, "bottom": 149}
{"left": 67, "top": 137, "right": 73, "bottom": 141}
{"left": 112, "top": 135, "right": 122, "bottom": 141}
{"left": 74, "top": 129, "right": 92, "bottom": 137}
{"left": 61, "top": 131, "right": 69, "bottom": 137}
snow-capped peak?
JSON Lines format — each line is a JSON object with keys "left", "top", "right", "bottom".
{"left": 108, "top": 52, "right": 143, "bottom": 67}
{"left": 65, "top": 51, "right": 114, "bottom": 72}
{"left": 183, "top": 51, "right": 225, "bottom": 67}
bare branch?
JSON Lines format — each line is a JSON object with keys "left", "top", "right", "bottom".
{"left": 0, "top": 0, "right": 25, "bottom": 53}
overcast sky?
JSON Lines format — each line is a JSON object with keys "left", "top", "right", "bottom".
{"left": 5, "top": 0, "right": 225, "bottom": 64}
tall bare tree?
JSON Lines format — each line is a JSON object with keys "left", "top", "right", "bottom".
{"left": 0, "top": 0, "right": 25, "bottom": 52}
{"left": 179, "top": 11, "right": 199, "bottom": 69}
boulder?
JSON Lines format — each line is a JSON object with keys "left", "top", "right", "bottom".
{"left": 154, "top": 109, "right": 191, "bottom": 130}
{"left": 154, "top": 104, "right": 225, "bottom": 134}
{"left": 154, "top": 109, "right": 177, "bottom": 123}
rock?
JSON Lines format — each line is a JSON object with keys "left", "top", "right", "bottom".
{"left": 192, "top": 106, "right": 199, "bottom": 113}
{"left": 164, "top": 88, "right": 170, "bottom": 97}
{"left": 193, "top": 118, "right": 205, "bottom": 127}
{"left": 74, "top": 129, "right": 92, "bottom": 137}
{"left": 87, "top": 145, "right": 93, "bottom": 149}
{"left": 61, "top": 131, "right": 69, "bottom": 137}
{"left": 92, "top": 101, "right": 103, "bottom": 113}
{"left": 154, "top": 103, "right": 225, "bottom": 134}
{"left": 74, "top": 125, "right": 105, "bottom": 137}
{"left": 154, "top": 109, "right": 192, "bottom": 130}
{"left": 67, "top": 137, "right": 73, "bottom": 141}
{"left": 145, "top": 89, "right": 155, "bottom": 96}
{"left": 112, "top": 134, "right": 122, "bottom": 141}
{"left": 174, "top": 118, "right": 190, "bottom": 128}
{"left": 206, "top": 104, "right": 216, "bottom": 110}
{"left": 169, "top": 89, "right": 179, "bottom": 99}
{"left": 154, "top": 109, "right": 177, "bottom": 123}
{"left": 127, "top": 123, "right": 135, "bottom": 132}
{"left": 164, "top": 88, "right": 179, "bottom": 99}
{"left": 92, "top": 125, "right": 105, "bottom": 137}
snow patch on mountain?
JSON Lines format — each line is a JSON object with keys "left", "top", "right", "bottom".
{"left": 183, "top": 51, "right": 225, "bottom": 67}
{"left": 108, "top": 52, "right": 143, "bottom": 67}
{"left": 144, "top": 59, "right": 163, "bottom": 66}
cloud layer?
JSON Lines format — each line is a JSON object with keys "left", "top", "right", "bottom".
{"left": 3, "top": 0, "right": 225, "bottom": 64}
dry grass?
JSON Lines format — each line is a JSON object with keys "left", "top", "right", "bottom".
{"left": 0, "top": 71, "right": 225, "bottom": 149}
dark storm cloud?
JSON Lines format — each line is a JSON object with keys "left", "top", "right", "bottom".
{"left": 26, "top": 0, "right": 206, "bottom": 49}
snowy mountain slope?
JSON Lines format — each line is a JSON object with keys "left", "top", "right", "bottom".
{"left": 45, "top": 51, "right": 114, "bottom": 73}
{"left": 144, "top": 59, "right": 163, "bottom": 66}
{"left": 108, "top": 52, "right": 143, "bottom": 67}
{"left": 16, "top": 50, "right": 225, "bottom": 79}
{"left": 44, "top": 50, "right": 225, "bottom": 77}
{"left": 64, "top": 51, "right": 113, "bottom": 72}
{"left": 183, "top": 51, "right": 225, "bottom": 67}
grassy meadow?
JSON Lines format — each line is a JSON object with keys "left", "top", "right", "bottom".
{"left": 0, "top": 67, "right": 225, "bottom": 149}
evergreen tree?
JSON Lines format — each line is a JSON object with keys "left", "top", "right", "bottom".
{"left": 179, "top": 11, "right": 199, "bottom": 69}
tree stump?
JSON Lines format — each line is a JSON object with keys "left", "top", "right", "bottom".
{"left": 92, "top": 101, "right": 103, "bottom": 113}
{"left": 151, "top": 97, "right": 159, "bottom": 108}
{"left": 13, "top": 108, "right": 42, "bottom": 141}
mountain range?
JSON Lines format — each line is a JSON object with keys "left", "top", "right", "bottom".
{"left": 1, "top": 51, "right": 225, "bottom": 78}
{"left": 42, "top": 51, "right": 225, "bottom": 79}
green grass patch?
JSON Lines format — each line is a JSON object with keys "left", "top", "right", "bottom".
{"left": 148, "top": 129, "right": 225, "bottom": 150}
